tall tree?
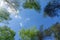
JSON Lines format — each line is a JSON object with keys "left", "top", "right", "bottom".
{"left": 19, "top": 26, "right": 48, "bottom": 40}
{"left": 44, "top": 23, "right": 60, "bottom": 40}
{"left": 3, "top": 0, "right": 41, "bottom": 13}
{"left": 50, "top": 23, "right": 60, "bottom": 40}
{"left": 19, "top": 27, "right": 40, "bottom": 40}
{"left": 0, "top": 25, "right": 15, "bottom": 40}
{"left": 44, "top": 0, "right": 60, "bottom": 17}
{"left": 0, "top": 7, "right": 11, "bottom": 22}
{"left": 23, "top": 0, "right": 41, "bottom": 11}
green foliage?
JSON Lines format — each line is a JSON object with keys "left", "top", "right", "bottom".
{"left": 0, "top": 25, "right": 15, "bottom": 40}
{"left": 44, "top": 29, "right": 52, "bottom": 36}
{"left": 50, "top": 23, "right": 60, "bottom": 40}
{"left": 19, "top": 26, "right": 53, "bottom": 40}
{"left": 19, "top": 27, "right": 39, "bottom": 40}
{"left": 37, "top": 31, "right": 43, "bottom": 40}
{"left": 1, "top": 0, "right": 60, "bottom": 40}
{"left": 23, "top": 0, "right": 40, "bottom": 11}
{"left": 4, "top": 0, "right": 41, "bottom": 13}
{"left": 0, "top": 7, "right": 11, "bottom": 22}
{"left": 43, "top": 23, "right": 60, "bottom": 40}
{"left": 44, "top": 0, "right": 60, "bottom": 17}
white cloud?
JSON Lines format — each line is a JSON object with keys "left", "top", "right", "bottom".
{"left": 15, "top": 15, "right": 22, "bottom": 19}
{"left": 19, "top": 23, "right": 23, "bottom": 27}
{"left": 15, "top": 15, "right": 18, "bottom": 18}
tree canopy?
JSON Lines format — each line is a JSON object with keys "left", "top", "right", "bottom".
{"left": 19, "top": 27, "right": 39, "bottom": 40}
{"left": 0, "top": 0, "right": 60, "bottom": 40}
{"left": 44, "top": 23, "right": 60, "bottom": 40}
{"left": 19, "top": 26, "right": 48, "bottom": 40}
{"left": 0, "top": 7, "right": 11, "bottom": 22}
{"left": 44, "top": 0, "right": 60, "bottom": 17}
{"left": 23, "top": 0, "right": 41, "bottom": 11}
{"left": 0, "top": 26, "right": 15, "bottom": 40}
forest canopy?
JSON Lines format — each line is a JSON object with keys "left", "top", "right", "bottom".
{"left": 0, "top": 26, "right": 15, "bottom": 40}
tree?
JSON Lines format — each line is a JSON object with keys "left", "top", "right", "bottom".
{"left": 43, "top": 23, "right": 60, "bottom": 40}
{"left": 19, "top": 27, "right": 40, "bottom": 40}
{"left": 19, "top": 26, "right": 48, "bottom": 40}
{"left": 0, "top": 25, "right": 15, "bottom": 40}
{"left": 23, "top": 0, "right": 41, "bottom": 12}
{"left": 50, "top": 23, "right": 60, "bottom": 40}
{"left": 0, "top": 7, "right": 11, "bottom": 22}
{"left": 0, "top": 0, "right": 41, "bottom": 18}
{"left": 4, "top": 0, "right": 20, "bottom": 11}
{"left": 0, "top": 0, "right": 15, "bottom": 40}
{"left": 44, "top": 0, "right": 60, "bottom": 17}
{"left": 3, "top": 0, "right": 41, "bottom": 13}
{"left": 0, "top": 0, "right": 60, "bottom": 40}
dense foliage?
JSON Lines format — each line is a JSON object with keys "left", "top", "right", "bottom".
{"left": 44, "top": 23, "right": 60, "bottom": 40}
{"left": 44, "top": 0, "right": 60, "bottom": 17}
{"left": 19, "top": 27, "right": 39, "bottom": 40}
{"left": 0, "top": 26, "right": 15, "bottom": 40}
{"left": 23, "top": 0, "right": 40, "bottom": 11}
{"left": 0, "top": 7, "right": 10, "bottom": 22}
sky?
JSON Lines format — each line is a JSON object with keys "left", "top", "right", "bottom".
{"left": 0, "top": 0, "right": 60, "bottom": 40}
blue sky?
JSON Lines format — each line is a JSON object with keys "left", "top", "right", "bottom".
{"left": 0, "top": 0, "right": 60, "bottom": 40}
{"left": 8, "top": 0, "right": 60, "bottom": 40}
